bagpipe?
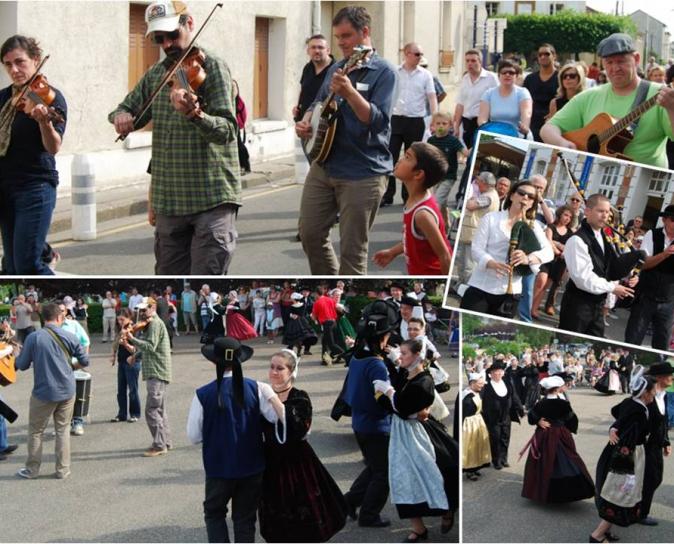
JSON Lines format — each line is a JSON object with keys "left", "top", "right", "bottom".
{"left": 558, "top": 153, "right": 646, "bottom": 307}
{"left": 499, "top": 219, "right": 541, "bottom": 318}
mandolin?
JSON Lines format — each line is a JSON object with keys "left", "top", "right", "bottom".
{"left": 562, "top": 83, "right": 672, "bottom": 160}
{"left": 302, "top": 45, "right": 372, "bottom": 164}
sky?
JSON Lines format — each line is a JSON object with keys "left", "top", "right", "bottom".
{"left": 586, "top": 0, "right": 674, "bottom": 29}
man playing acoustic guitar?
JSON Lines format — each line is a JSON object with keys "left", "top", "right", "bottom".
{"left": 540, "top": 33, "right": 674, "bottom": 169}
{"left": 295, "top": 6, "right": 397, "bottom": 275}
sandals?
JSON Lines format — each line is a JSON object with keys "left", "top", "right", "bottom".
{"left": 403, "top": 529, "right": 428, "bottom": 543}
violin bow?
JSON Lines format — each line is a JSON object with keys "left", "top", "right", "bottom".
{"left": 116, "top": 2, "right": 223, "bottom": 142}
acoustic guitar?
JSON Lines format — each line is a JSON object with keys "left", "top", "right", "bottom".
{"left": 0, "top": 342, "right": 16, "bottom": 387}
{"left": 562, "top": 83, "right": 670, "bottom": 160}
{"left": 302, "top": 46, "right": 372, "bottom": 164}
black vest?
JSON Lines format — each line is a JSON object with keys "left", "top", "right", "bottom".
{"left": 639, "top": 228, "right": 674, "bottom": 302}
{"left": 566, "top": 220, "right": 614, "bottom": 303}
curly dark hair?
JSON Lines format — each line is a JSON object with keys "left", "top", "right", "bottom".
{"left": 1, "top": 35, "right": 42, "bottom": 62}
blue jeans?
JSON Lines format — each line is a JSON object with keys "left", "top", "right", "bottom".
{"left": 518, "top": 274, "right": 534, "bottom": 323}
{"left": 0, "top": 181, "right": 57, "bottom": 275}
{"left": 667, "top": 392, "right": 674, "bottom": 428}
{"left": 117, "top": 361, "right": 141, "bottom": 420}
{"left": 201, "top": 315, "right": 210, "bottom": 331}
{"left": 0, "top": 394, "right": 8, "bottom": 451}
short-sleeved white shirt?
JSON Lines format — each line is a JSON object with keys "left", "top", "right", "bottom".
{"left": 457, "top": 68, "right": 499, "bottom": 119}
{"left": 392, "top": 65, "right": 436, "bottom": 117}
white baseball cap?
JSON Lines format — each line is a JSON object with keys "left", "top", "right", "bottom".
{"left": 145, "top": 0, "right": 188, "bottom": 36}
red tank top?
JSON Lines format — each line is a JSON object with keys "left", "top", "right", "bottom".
{"left": 403, "top": 192, "right": 452, "bottom": 275}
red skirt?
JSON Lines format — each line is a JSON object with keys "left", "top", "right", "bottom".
{"left": 226, "top": 313, "right": 258, "bottom": 340}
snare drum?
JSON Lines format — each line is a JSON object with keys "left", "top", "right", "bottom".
{"left": 73, "top": 370, "right": 92, "bottom": 418}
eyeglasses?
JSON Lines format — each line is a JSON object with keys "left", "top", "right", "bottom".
{"left": 412, "top": 52, "right": 423, "bottom": 57}
{"left": 563, "top": 73, "right": 579, "bottom": 80}
{"left": 500, "top": 70, "right": 516, "bottom": 76}
{"left": 153, "top": 28, "right": 181, "bottom": 44}
{"left": 538, "top": 51, "right": 552, "bottom": 57}
{"left": 515, "top": 189, "right": 536, "bottom": 200}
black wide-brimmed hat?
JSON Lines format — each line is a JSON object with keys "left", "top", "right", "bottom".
{"left": 486, "top": 360, "right": 506, "bottom": 373}
{"left": 659, "top": 205, "right": 674, "bottom": 219}
{"left": 646, "top": 362, "right": 674, "bottom": 376}
{"left": 400, "top": 295, "right": 421, "bottom": 307}
{"left": 357, "top": 299, "right": 401, "bottom": 339}
{"left": 201, "top": 337, "right": 253, "bottom": 365}
{"left": 201, "top": 337, "right": 254, "bottom": 409}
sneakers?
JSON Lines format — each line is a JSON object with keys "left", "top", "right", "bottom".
{"left": 55, "top": 470, "right": 71, "bottom": 480}
{"left": 16, "top": 468, "right": 37, "bottom": 479}
{"left": 143, "top": 446, "right": 167, "bottom": 457}
{"left": 128, "top": 417, "right": 139, "bottom": 423}
{"left": 71, "top": 424, "right": 84, "bottom": 436}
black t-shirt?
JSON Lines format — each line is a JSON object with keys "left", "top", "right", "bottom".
{"left": 296, "top": 58, "right": 335, "bottom": 121}
{"left": 523, "top": 71, "right": 557, "bottom": 138}
{"left": 427, "top": 134, "right": 465, "bottom": 180}
{"left": 0, "top": 85, "right": 67, "bottom": 186}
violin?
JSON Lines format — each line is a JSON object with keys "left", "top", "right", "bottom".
{"left": 11, "top": 55, "right": 65, "bottom": 125}
{"left": 170, "top": 47, "right": 206, "bottom": 94}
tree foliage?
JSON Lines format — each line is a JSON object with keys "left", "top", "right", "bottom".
{"left": 500, "top": 12, "right": 637, "bottom": 56}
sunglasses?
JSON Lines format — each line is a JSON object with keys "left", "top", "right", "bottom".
{"left": 563, "top": 73, "right": 579, "bottom": 80}
{"left": 569, "top": 198, "right": 582, "bottom": 202}
{"left": 411, "top": 52, "right": 423, "bottom": 57}
{"left": 500, "top": 70, "right": 517, "bottom": 76}
{"left": 516, "top": 189, "right": 536, "bottom": 200}
{"left": 153, "top": 28, "right": 181, "bottom": 44}
{"left": 538, "top": 51, "right": 552, "bottom": 57}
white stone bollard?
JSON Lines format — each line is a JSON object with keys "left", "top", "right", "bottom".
{"left": 294, "top": 138, "right": 310, "bottom": 184}
{"left": 71, "top": 154, "right": 97, "bottom": 240}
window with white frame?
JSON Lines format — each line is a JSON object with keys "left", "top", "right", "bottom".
{"left": 598, "top": 164, "right": 621, "bottom": 200}
{"left": 648, "top": 170, "right": 672, "bottom": 193}
{"left": 549, "top": 3, "right": 564, "bottom": 15}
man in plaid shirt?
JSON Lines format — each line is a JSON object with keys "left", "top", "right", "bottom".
{"left": 109, "top": 1, "right": 240, "bottom": 275}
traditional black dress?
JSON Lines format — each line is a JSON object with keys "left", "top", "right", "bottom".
{"left": 282, "top": 303, "right": 317, "bottom": 352}
{"left": 521, "top": 396, "right": 594, "bottom": 503}
{"left": 259, "top": 388, "right": 347, "bottom": 542}
{"left": 595, "top": 398, "right": 650, "bottom": 527}
{"left": 521, "top": 365, "right": 541, "bottom": 411}
{"left": 388, "top": 371, "right": 459, "bottom": 519}
{"left": 481, "top": 379, "right": 524, "bottom": 468}
{"left": 641, "top": 393, "right": 670, "bottom": 519}
{"left": 504, "top": 365, "right": 524, "bottom": 403}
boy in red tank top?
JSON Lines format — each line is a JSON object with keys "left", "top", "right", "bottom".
{"left": 373, "top": 142, "right": 453, "bottom": 275}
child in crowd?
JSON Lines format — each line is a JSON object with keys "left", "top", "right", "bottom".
{"left": 426, "top": 112, "right": 469, "bottom": 232}
{"left": 265, "top": 302, "right": 280, "bottom": 344}
{"left": 373, "top": 142, "right": 452, "bottom": 275}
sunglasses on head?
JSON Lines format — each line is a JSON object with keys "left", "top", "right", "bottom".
{"left": 500, "top": 70, "right": 516, "bottom": 76}
{"left": 516, "top": 188, "right": 536, "bottom": 200}
{"left": 563, "top": 73, "right": 579, "bottom": 80}
{"left": 153, "top": 28, "right": 181, "bottom": 44}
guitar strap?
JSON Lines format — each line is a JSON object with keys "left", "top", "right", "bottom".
{"left": 627, "top": 79, "right": 651, "bottom": 134}
{"left": 45, "top": 327, "right": 74, "bottom": 368}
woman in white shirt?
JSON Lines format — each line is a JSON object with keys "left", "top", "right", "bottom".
{"left": 460, "top": 180, "right": 554, "bottom": 318}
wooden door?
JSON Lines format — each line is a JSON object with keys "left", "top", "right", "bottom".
{"left": 129, "top": 4, "right": 160, "bottom": 91}
{"left": 254, "top": 18, "right": 269, "bottom": 119}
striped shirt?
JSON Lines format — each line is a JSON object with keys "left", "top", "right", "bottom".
{"left": 108, "top": 47, "right": 240, "bottom": 216}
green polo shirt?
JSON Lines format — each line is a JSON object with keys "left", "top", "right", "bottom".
{"left": 108, "top": 46, "right": 241, "bottom": 216}
{"left": 549, "top": 81, "right": 674, "bottom": 169}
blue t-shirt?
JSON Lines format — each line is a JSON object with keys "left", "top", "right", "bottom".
{"left": 0, "top": 85, "right": 67, "bottom": 186}
{"left": 481, "top": 85, "right": 531, "bottom": 132}
{"left": 345, "top": 354, "right": 391, "bottom": 434}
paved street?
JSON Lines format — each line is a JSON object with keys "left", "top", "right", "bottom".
{"left": 51, "top": 182, "right": 409, "bottom": 276}
{"left": 1, "top": 333, "right": 458, "bottom": 543}
{"left": 462, "top": 386, "right": 674, "bottom": 543}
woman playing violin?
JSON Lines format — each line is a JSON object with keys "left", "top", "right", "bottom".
{"left": 0, "top": 35, "right": 67, "bottom": 275}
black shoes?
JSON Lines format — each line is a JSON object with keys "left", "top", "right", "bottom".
{"left": 502, "top": 461, "right": 510, "bottom": 468}
{"left": 359, "top": 516, "right": 391, "bottom": 528}
{"left": 2, "top": 444, "right": 18, "bottom": 455}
